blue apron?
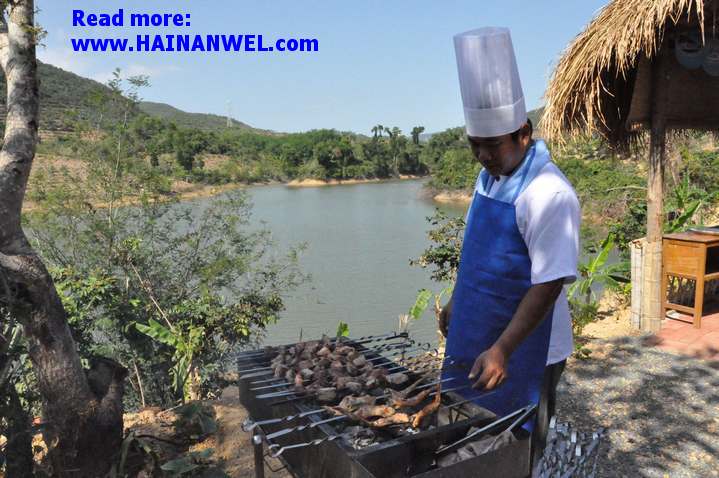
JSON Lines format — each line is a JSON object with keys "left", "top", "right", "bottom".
{"left": 444, "top": 142, "right": 553, "bottom": 431}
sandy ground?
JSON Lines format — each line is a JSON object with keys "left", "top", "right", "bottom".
{"left": 186, "top": 387, "right": 291, "bottom": 478}
{"left": 122, "top": 387, "right": 290, "bottom": 477}
{"left": 582, "top": 292, "right": 642, "bottom": 341}
{"left": 431, "top": 190, "right": 473, "bottom": 205}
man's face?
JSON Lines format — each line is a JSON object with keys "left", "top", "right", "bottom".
{"left": 467, "top": 124, "right": 531, "bottom": 177}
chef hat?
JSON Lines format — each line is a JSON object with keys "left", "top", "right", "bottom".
{"left": 454, "top": 27, "right": 526, "bottom": 138}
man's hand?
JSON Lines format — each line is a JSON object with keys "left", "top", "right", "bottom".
{"left": 438, "top": 299, "right": 452, "bottom": 337}
{"left": 468, "top": 345, "right": 508, "bottom": 390}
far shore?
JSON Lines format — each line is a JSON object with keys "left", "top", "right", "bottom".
{"left": 286, "top": 175, "right": 423, "bottom": 188}
{"left": 22, "top": 175, "right": 436, "bottom": 213}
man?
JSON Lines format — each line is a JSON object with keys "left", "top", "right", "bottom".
{"left": 440, "top": 27, "right": 580, "bottom": 462}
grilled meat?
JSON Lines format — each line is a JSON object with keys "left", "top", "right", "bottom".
{"left": 411, "top": 384, "right": 441, "bottom": 428}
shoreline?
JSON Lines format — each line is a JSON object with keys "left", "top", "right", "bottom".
{"left": 22, "top": 176, "right": 431, "bottom": 213}
{"left": 286, "top": 175, "right": 423, "bottom": 188}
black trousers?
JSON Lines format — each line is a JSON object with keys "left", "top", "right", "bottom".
{"left": 531, "top": 359, "right": 566, "bottom": 467}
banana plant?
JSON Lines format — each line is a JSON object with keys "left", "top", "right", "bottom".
{"left": 135, "top": 319, "right": 204, "bottom": 402}
{"left": 409, "top": 289, "right": 433, "bottom": 321}
{"left": 569, "top": 234, "right": 629, "bottom": 304}
{"left": 665, "top": 175, "right": 705, "bottom": 233}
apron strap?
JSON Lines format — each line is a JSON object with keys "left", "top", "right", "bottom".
{"left": 510, "top": 143, "right": 537, "bottom": 204}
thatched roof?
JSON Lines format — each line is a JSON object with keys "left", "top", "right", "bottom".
{"left": 541, "top": 0, "right": 715, "bottom": 149}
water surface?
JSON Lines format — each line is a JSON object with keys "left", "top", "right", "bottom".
{"left": 245, "top": 180, "right": 464, "bottom": 346}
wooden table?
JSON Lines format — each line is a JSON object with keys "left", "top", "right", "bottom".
{"left": 662, "top": 232, "right": 719, "bottom": 328}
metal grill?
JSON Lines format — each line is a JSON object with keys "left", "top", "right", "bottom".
{"left": 238, "top": 333, "right": 536, "bottom": 478}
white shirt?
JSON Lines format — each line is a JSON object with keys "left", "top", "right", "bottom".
{"left": 470, "top": 160, "right": 580, "bottom": 365}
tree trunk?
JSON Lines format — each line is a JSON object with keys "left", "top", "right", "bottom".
{"left": 0, "top": 2, "right": 126, "bottom": 475}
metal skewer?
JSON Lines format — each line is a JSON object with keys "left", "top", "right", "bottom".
{"left": 248, "top": 351, "right": 444, "bottom": 392}
{"left": 238, "top": 332, "right": 409, "bottom": 360}
{"left": 263, "top": 377, "right": 459, "bottom": 440}
{"left": 266, "top": 358, "right": 469, "bottom": 407}
{"left": 254, "top": 354, "right": 452, "bottom": 400}
{"left": 241, "top": 363, "right": 481, "bottom": 433}
{"left": 238, "top": 339, "right": 423, "bottom": 376}
{"left": 263, "top": 384, "right": 499, "bottom": 458}
{"left": 237, "top": 332, "right": 412, "bottom": 366}
{"left": 435, "top": 404, "right": 535, "bottom": 456}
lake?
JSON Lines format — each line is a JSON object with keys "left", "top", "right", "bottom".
{"left": 244, "top": 179, "right": 465, "bottom": 347}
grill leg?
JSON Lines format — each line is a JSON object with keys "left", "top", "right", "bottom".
{"left": 253, "top": 433, "right": 265, "bottom": 478}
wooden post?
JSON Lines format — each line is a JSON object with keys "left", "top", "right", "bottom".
{"left": 642, "top": 119, "right": 666, "bottom": 332}
{"left": 641, "top": 47, "right": 669, "bottom": 332}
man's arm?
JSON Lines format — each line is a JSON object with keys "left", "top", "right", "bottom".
{"left": 468, "top": 278, "right": 564, "bottom": 390}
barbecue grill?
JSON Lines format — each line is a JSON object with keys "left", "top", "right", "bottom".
{"left": 238, "top": 333, "right": 536, "bottom": 478}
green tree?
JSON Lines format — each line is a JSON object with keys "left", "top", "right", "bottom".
{"left": 26, "top": 74, "right": 307, "bottom": 412}
{"left": 411, "top": 126, "right": 425, "bottom": 145}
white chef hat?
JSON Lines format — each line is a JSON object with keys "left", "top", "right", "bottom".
{"left": 454, "top": 27, "right": 526, "bottom": 138}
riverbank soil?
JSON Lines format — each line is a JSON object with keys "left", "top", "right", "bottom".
{"left": 117, "top": 388, "right": 290, "bottom": 477}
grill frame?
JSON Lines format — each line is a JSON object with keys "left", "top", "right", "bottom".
{"left": 238, "top": 337, "right": 532, "bottom": 478}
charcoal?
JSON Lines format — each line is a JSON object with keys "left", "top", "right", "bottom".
{"left": 300, "top": 368, "right": 314, "bottom": 380}
{"left": 336, "top": 346, "right": 355, "bottom": 355}
{"left": 316, "top": 357, "right": 331, "bottom": 368}
{"left": 346, "top": 364, "right": 360, "bottom": 376}
{"left": 273, "top": 364, "right": 288, "bottom": 378}
{"left": 298, "top": 360, "right": 313, "bottom": 370}
{"left": 285, "top": 369, "right": 295, "bottom": 382}
{"left": 330, "top": 360, "right": 345, "bottom": 372}
{"left": 317, "top": 346, "right": 332, "bottom": 357}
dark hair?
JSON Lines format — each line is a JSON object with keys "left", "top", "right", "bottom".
{"left": 510, "top": 118, "right": 533, "bottom": 142}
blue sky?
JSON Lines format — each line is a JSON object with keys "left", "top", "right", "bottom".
{"left": 38, "top": 1, "right": 609, "bottom": 134}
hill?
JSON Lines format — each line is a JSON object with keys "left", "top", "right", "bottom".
{"left": 0, "top": 61, "right": 260, "bottom": 134}
{"left": 0, "top": 61, "right": 133, "bottom": 132}
{"left": 138, "top": 101, "right": 257, "bottom": 132}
